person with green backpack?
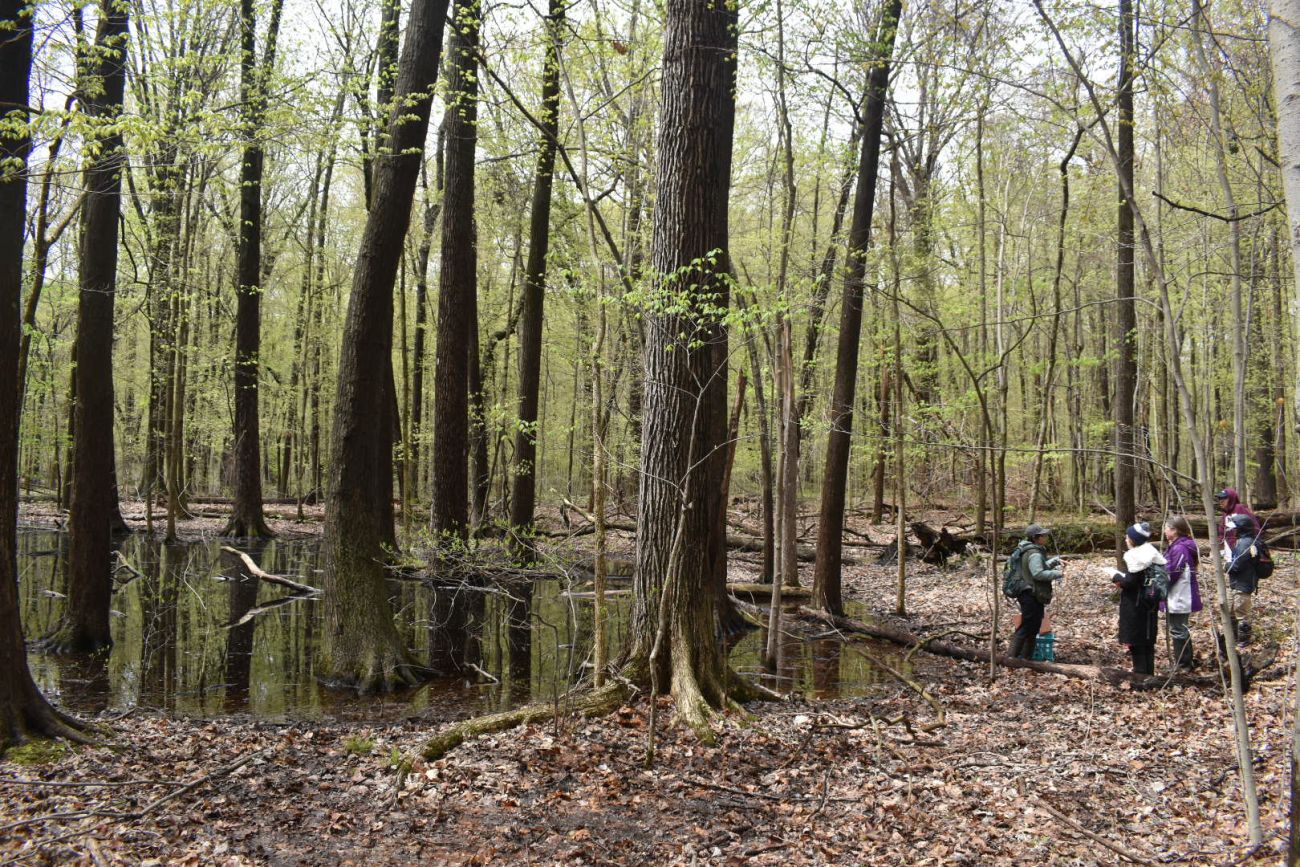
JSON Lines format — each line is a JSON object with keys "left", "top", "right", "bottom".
{"left": 1107, "top": 522, "right": 1166, "bottom": 675}
{"left": 1225, "top": 513, "right": 1264, "bottom": 645}
{"left": 1005, "top": 524, "right": 1063, "bottom": 660}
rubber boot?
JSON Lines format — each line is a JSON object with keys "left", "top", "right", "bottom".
{"left": 1009, "top": 635, "right": 1026, "bottom": 660}
{"left": 1172, "top": 637, "right": 1195, "bottom": 671}
{"left": 1131, "top": 647, "right": 1155, "bottom": 676}
{"left": 1237, "top": 620, "right": 1251, "bottom": 647}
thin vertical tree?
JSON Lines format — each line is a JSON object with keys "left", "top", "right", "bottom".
{"left": 810, "top": 0, "right": 904, "bottom": 616}
{"left": 430, "top": 0, "right": 480, "bottom": 540}
{"left": 47, "top": 0, "right": 131, "bottom": 653}
{"left": 0, "top": 0, "right": 87, "bottom": 747}
{"left": 322, "top": 0, "right": 450, "bottom": 690}
{"left": 508, "top": 0, "right": 564, "bottom": 558}
{"left": 222, "top": 0, "right": 284, "bottom": 537}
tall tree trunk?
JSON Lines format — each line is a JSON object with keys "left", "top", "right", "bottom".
{"left": 1270, "top": 0, "right": 1300, "bottom": 447}
{"left": 625, "top": 0, "right": 743, "bottom": 737}
{"left": 410, "top": 133, "right": 445, "bottom": 503}
{"left": 1113, "top": 0, "right": 1138, "bottom": 540}
{"left": 223, "top": 0, "right": 284, "bottom": 537}
{"left": 810, "top": 0, "right": 903, "bottom": 616}
{"left": 508, "top": 0, "right": 564, "bottom": 558}
{"left": 322, "top": 0, "right": 449, "bottom": 691}
{"left": 52, "top": 2, "right": 131, "bottom": 653}
{"left": 0, "top": 0, "right": 85, "bottom": 747}
{"left": 430, "top": 0, "right": 480, "bottom": 540}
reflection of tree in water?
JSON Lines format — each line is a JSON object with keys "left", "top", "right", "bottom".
{"left": 426, "top": 575, "right": 485, "bottom": 677}
{"left": 811, "top": 638, "right": 842, "bottom": 699}
{"left": 222, "top": 540, "right": 266, "bottom": 712}
{"left": 505, "top": 581, "right": 533, "bottom": 705}
{"left": 138, "top": 540, "right": 180, "bottom": 710}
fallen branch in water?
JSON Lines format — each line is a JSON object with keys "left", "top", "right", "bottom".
{"left": 219, "top": 546, "right": 319, "bottom": 595}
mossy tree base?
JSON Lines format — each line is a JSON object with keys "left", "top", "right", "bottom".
{"left": 0, "top": 681, "right": 92, "bottom": 755}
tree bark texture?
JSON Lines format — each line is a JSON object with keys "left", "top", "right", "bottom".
{"left": 224, "top": 0, "right": 283, "bottom": 537}
{"left": 1269, "top": 0, "right": 1300, "bottom": 439}
{"left": 430, "top": 0, "right": 480, "bottom": 540}
{"left": 323, "top": 0, "right": 449, "bottom": 690}
{"left": 626, "top": 0, "right": 741, "bottom": 734}
{"left": 811, "top": 0, "right": 903, "bottom": 616}
{"left": 58, "top": 3, "right": 131, "bottom": 653}
{"left": 1114, "top": 0, "right": 1138, "bottom": 537}
{"left": 0, "top": 0, "right": 85, "bottom": 747}
{"left": 508, "top": 0, "right": 564, "bottom": 557}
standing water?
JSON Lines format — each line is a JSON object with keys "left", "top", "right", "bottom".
{"left": 17, "top": 529, "right": 897, "bottom": 723}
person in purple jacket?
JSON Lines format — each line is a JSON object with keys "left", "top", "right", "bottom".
{"left": 1215, "top": 488, "right": 1258, "bottom": 549}
{"left": 1162, "top": 516, "right": 1202, "bottom": 670}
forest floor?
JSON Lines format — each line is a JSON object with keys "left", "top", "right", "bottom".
{"left": 3, "top": 505, "right": 1298, "bottom": 865}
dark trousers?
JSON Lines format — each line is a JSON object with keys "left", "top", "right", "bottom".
{"left": 1014, "top": 590, "right": 1044, "bottom": 658}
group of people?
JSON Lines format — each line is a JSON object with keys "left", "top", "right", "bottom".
{"left": 1006, "top": 488, "right": 1265, "bottom": 674}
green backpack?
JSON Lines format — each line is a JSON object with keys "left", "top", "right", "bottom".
{"left": 1141, "top": 562, "right": 1169, "bottom": 605}
{"left": 1002, "top": 545, "right": 1028, "bottom": 599}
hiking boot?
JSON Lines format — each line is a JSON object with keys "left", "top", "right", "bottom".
{"left": 1237, "top": 621, "right": 1252, "bottom": 646}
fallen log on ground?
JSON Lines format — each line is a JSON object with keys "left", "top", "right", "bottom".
{"left": 794, "top": 606, "right": 1275, "bottom": 691}
{"left": 421, "top": 682, "right": 630, "bottom": 761}
{"left": 726, "top": 582, "right": 813, "bottom": 601}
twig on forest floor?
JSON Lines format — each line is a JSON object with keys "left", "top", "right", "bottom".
{"left": 811, "top": 769, "right": 832, "bottom": 817}
{"left": 0, "top": 747, "right": 269, "bottom": 834}
{"left": 0, "top": 821, "right": 110, "bottom": 867}
{"left": 684, "top": 777, "right": 857, "bottom": 805}
{"left": 1037, "top": 796, "right": 1159, "bottom": 864}
{"left": 0, "top": 777, "right": 187, "bottom": 788}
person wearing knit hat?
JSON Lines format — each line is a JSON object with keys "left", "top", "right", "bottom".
{"left": 1107, "top": 521, "right": 1165, "bottom": 675}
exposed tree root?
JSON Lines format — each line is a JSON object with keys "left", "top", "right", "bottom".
{"left": 218, "top": 514, "right": 276, "bottom": 540}
{"left": 33, "top": 629, "right": 112, "bottom": 657}
{"left": 421, "top": 682, "right": 629, "bottom": 761}
{"left": 320, "top": 660, "right": 430, "bottom": 695}
{"left": 1, "top": 685, "right": 94, "bottom": 754}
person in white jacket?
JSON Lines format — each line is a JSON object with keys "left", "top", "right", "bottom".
{"left": 1109, "top": 522, "right": 1165, "bottom": 675}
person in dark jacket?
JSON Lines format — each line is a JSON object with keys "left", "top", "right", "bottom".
{"left": 1109, "top": 522, "right": 1164, "bottom": 675}
{"left": 1225, "top": 513, "right": 1259, "bottom": 645}
{"left": 1009, "top": 524, "right": 1063, "bottom": 660}
{"left": 1161, "top": 516, "right": 1202, "bottom": 670}
{"left": 1216, "top": 488, "right": 1258, "bottom": 549}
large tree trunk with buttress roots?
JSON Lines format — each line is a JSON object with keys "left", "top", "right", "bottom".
{"left": 623, "top": 0, "right": 743, "bottom": 736}
{"left": 0, "top": 0, "right": 87, "bottom": 748}
{"left": 322, "top": 0, "right": 449, "bottom": 691}
{"left": 51, "top": 3, "right": 131, "bottom": 654}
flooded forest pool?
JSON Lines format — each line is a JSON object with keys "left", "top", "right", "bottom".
{"left": 18, "top": 529, "right": 898, "bottom": 724}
